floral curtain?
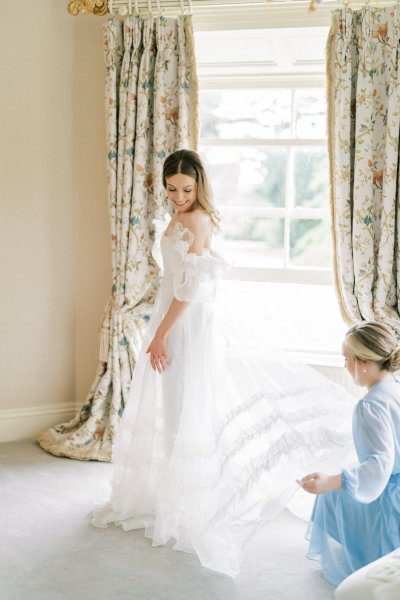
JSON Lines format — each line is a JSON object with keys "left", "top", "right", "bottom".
{"left": 37, "top": 15, "right": 198, "bottom": 461}
{"left": 327, "top": 6, "right": 400, "bottom": 336}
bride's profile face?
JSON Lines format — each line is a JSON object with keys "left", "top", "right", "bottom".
{"left": 165, "top": 173, "right": 197, "bottom": 213}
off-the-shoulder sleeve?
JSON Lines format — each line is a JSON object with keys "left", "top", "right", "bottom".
{"left": 341, "top": 397, "right": 395, "bottom": 503}
{"left": 174, "top": 249, "right": 228, "bottom": 303}
{"left": 172, "top": 225, "right": 229, "bottom": 303}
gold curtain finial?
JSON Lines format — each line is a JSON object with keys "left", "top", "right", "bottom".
{"left": 67, "top": 1, "right": 108, "bottom": 15}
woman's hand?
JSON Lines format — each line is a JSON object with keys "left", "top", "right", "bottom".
{"left": 298, "top": 472, "right": 342, "bottom": 495}
{"left": 146, "top": 330, "right": 171, "bottom": 373}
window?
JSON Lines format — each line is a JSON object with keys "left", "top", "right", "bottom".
{"left": 199, "top": 87, "right": 331, "bottom": 283}
{"left": 195, "top": 27, "right": 347, "bottom": 358}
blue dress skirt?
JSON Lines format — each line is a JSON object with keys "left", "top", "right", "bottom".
{"left": 306, "top": 378, "right": 400, "bottom": 586}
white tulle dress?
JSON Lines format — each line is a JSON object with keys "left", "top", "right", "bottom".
{"left": 91, "top": 216, "right": 355, "bottom": 577}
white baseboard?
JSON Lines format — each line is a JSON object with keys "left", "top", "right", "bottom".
{"left": 0, "top": 403, "right": 80, "bottom": 444}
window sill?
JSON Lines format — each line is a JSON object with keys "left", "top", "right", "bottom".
{"left": 283, "top": 349, "right": 344, "bottom": 368}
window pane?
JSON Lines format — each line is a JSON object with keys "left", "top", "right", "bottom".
{"left": 293, "top": 89, "right": 326, "bottom": 139}
{"left": 289, "top": 219, "right": 331, "bottom": 267}
{"left": 294, "top": 148, "right": 329, "bottom": 208}
{"left": 200, "top": 89, "right": 291, "bottom": 139}
{"left": 217, "top": 216, "right": 284, "bottom": 268}
{"left": 201, "top": 145, "right": 286, "bottom": 208}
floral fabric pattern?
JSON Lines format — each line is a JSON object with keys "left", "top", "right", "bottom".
{"left": 37, "top": 15, "right": 199, "bottom": 461}
{"left": 327, "top": 6, "right": 400, "bottom": 335}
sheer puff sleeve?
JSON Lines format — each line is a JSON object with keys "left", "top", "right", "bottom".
{"left": 341, "top": 397, "right": 395, "bottom": 503}
{"left": 172, "top": 223, "right": 229, "bottom": 303}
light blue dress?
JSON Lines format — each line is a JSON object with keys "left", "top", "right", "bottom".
{"left": 306, "top": 377, "right": 400, "bottom": 586}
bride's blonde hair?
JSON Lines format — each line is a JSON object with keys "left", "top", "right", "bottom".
{"left": 162, "top": 149, "right": 220, "bottom": 231}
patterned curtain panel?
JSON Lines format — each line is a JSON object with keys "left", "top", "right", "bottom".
{"left": 36, "top": 15, "right": 198, "bottom": 461}
{"left": 327, "top": 6, "right": 400, "bottom": 335}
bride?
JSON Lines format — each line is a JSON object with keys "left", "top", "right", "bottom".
{"left": 92, "top": 149, "right": 355, "bottom": 577}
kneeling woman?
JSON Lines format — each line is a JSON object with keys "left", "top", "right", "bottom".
{"left": 300, "top": 320, "right": 400, "bottom": 586}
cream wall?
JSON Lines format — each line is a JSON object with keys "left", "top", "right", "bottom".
{"left": 0, "top": 3, "right": 349, "bottom": 443}
{"left": 73, "top": 16, "right": 111, "bottom": 411}
{"left": 0, "top": 2, "right": 110, "bottom": 440}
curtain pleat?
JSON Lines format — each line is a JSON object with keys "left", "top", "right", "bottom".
{"left": 37, "top": 15, "right": 199, "bottom": 460}
{"left": 328, "top": 6, "right": 400, "bottom": 335}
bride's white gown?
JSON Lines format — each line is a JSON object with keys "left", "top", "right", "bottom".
{"left": 92, "top": 217, "right": 355, "bottom": 576}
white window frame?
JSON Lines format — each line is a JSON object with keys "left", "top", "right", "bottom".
{"left": 194, "top": 27, "right": 350, "bottom": 369}
{"left": 199, "top": 76, "right": 332, "bottom": 285}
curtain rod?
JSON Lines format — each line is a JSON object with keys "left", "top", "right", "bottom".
{"left": 66, "top": 0, "right": 397, "bottom": 17}
{"left": 67, "top": 0, "right": 323, "bottom": 16}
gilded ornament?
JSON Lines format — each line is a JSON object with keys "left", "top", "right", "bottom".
{"left": 67, "top": 0, "right": 108, "bottom": 16}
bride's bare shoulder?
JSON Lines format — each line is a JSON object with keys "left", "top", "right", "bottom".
{"left": 181, "top": 209, "right": 211, "bottom": 234}
{"left": 179, "top": 210, "right": 211, "bottom": 253}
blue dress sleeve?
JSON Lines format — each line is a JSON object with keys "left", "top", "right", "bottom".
{"left": 341, "top": 396, "right": 395, "bottom": 503}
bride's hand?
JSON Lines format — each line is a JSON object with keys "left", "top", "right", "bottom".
{"left": 146, "top": 331, "right": 171, "bottom": 373}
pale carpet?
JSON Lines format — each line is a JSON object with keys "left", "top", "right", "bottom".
{"left": 0, "top": 439, "right": 334, "bottom": 600}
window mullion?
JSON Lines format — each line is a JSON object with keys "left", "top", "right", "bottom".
{"left": 200, "top": 138, "right": 327, "bottom": 147}
{"left": 284, "top": 147, "right": 293, "bottom": 269}
{"left": 219, "top": 206, "right": 286, "bottom": 218}
{"left": 199, "top": 84, "right": 331, "bottom": 284}
{"left": 284, "top": 88, "right": 296, "bottom": 269}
